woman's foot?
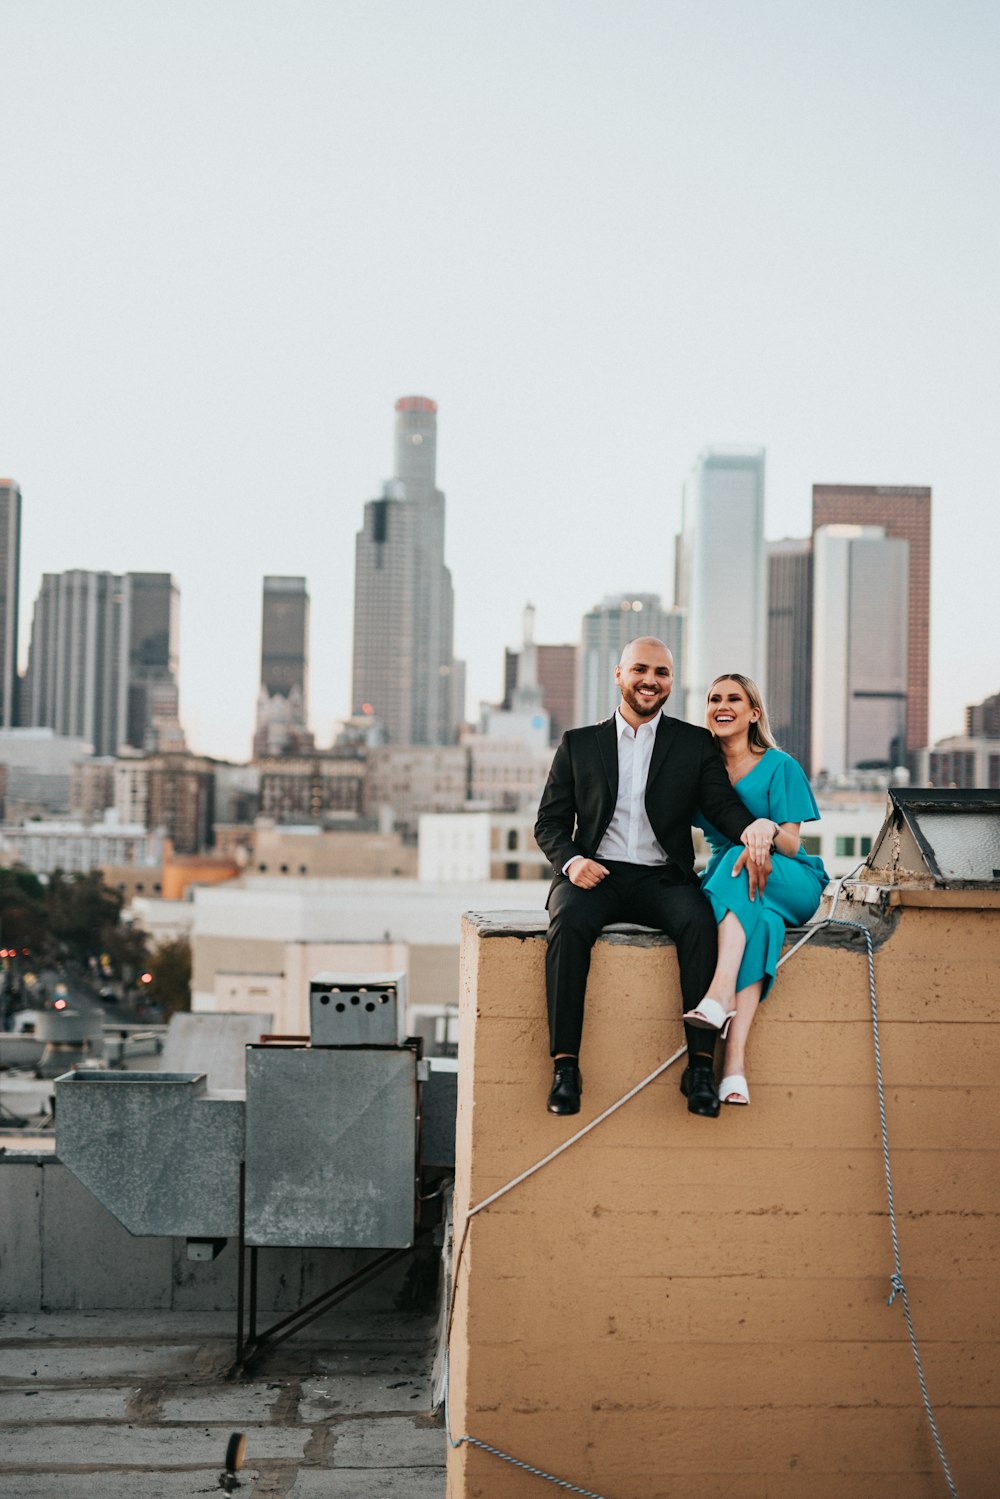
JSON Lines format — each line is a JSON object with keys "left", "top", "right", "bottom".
{"left": 686, "top": 996, "right": 737, "bottom": 1037}
{"left": 718, "top": 1073, "right": 750, "bottom": 1105}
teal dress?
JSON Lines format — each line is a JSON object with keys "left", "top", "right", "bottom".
{"left": 695, "top": 748, "right": 829, "bottom": 999}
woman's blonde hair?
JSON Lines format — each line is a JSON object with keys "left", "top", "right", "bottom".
{"left": 706, "top": 673, "right": 778, "bottom": 753}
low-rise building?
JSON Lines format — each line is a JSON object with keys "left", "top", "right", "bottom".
{"left": 465, "top": 734, "right": 553, "bottom": 814}
{"left": 418, "top": 811, "right": 549, "bottom": 882}
{"left": 0, "top": 812, "right": 165, "bottom": 875}
{"left": 0, "top": 728, "right": 94, "bottom": 818}
{"left": 244, "top": 822, "right": 415, "bottom": 879}
{"left": 257, "top": 753, "right": 366, "bottom": 825}
{"left": 113, "top": 751, "right": 215, "bottom": 853}
{"left": 184, "top": 874, "right": 550, "bottom": 1030}
{"left": 367, "top": 745, "right": 469, "bottom": 837}
{"left": 915, "top": 735, "right": 1000, "bottom": 789}
{"left": 70, "top": 757, "right": 116, "bottom": 821}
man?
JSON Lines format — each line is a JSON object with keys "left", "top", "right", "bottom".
{"left": 534, "top": 637, "right": 775, "bottom": 1119}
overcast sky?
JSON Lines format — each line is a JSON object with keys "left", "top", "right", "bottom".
{"left": 2, "top": 0, "right": 997, "bottom": 761}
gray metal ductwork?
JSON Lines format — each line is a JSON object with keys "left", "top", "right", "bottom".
{"left": 54, "top": 971, "right": 456, "bottom": 1255}
{"left": 244, "top": 1044, "right": 417, "bottom": 1248}
{"left": 55, "top": 1071, "right": 244, "bottom": 1238}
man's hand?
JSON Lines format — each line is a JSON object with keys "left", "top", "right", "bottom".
{"left": 567, "top": 857, "right": 610, "bottom": 890}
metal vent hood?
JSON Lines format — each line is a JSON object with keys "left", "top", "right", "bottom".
{"left": 864, "top": 788, "right": 1000, "bottom": 889}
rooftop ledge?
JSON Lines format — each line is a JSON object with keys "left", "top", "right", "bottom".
{"left": 449, "top": 883, "right": 1000, "bottom": 1498}
{"left": 466, "top": 881, "right": 1000, "bottom": 943}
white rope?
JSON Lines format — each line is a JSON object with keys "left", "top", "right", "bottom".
{"left": 467, "top": 1043, "right": 687, "bottom": 1220}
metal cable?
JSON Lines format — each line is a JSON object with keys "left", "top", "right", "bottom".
{"left": 446, "top": 1359, "right": 615, "bottom": 1499}
{"left": 827, "top": 917, "right": 960, "bottom": 1499}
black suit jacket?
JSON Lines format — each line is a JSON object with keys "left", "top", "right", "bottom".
{"left": 534, "top": 713, "right": 754, "bottom": 897}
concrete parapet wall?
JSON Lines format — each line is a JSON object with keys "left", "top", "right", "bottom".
{"left": 448, "top": 903, "right": 1000, "bottom": 1498}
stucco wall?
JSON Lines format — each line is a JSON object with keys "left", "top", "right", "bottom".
{"left": 448, "top": 900, "right": 1000, "bottom": 1498}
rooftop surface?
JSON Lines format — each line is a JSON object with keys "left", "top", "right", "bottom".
{"left": 0, "top": 1307, "right": 446, "bottom": 1497}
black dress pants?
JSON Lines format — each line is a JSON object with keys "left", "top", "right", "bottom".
{"left": 545, "top": 860, "right": 719, "bottom": 1061}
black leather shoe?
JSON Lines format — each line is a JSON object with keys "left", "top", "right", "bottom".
{"left": 680, "top": 1062, "right": 720, "bottom": 1118}
{"left": 547, "top": 1064, "right": 582, "bottom": 1116}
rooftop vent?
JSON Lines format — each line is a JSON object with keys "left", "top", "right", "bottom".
{"left": 864, "top": 788, "right": 1000, "bottom": 888}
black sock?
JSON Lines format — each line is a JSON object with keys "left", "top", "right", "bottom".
{"left": 554, "top": 1055, "right": 579, "bottom": 1072}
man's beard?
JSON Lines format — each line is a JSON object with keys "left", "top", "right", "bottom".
{"left": 621, "top": 684, "right": 669, "bottom": 718}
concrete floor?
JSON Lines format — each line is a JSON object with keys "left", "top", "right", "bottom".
{"left": 0, "top": 1307, "right": 447, "bottom": 1497}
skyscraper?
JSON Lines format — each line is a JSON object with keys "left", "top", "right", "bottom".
{"left": 577, "top": 594, "right": 684, "bottom": 726}
{"left": 351, "top": 396, "right": 456, "bottom": 746}
{"left": 767, "top": 538, "right": 812, "bottom": 768}
{"left": 811, "top": 525, "right": 909, "bottom": 777}
{"left": 677, "top": 446, "right": 767, "bottom": 722}
{"left": 23, "top": 571, "right": 182, "bottom": 757}
{"left": 0, "top": 481, "right": 21, "bottom": 728}
{"left": 122, "top": 573, "right": 181, "bottom": 750}
{"left": 253, "top": 576, "right": 313, "bottom": 758}
{"left": 812, "top": 484, "right": 930, "bottom": 760}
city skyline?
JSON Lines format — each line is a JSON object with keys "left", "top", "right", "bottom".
{"left": 2, "top": 4, "right": 997, "bottom": 760}
{"left": 4, "top": 437, "right": 962, "bottom": 764}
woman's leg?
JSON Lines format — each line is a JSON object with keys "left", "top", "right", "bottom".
{"left": 701, "top": 911, "right": 748, "bottom": 1005}
{"left": 719, "top": 978, "right": 764, "bottom": 1097}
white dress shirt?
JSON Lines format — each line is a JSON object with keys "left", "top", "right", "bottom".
{"left": 596, "top": 708, "right": 669, "bottom": 864}
{"left": 564, "top": 709, "right": 669, "bottom": 872}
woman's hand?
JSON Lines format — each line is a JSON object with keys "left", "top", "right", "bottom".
{"left": 732, "top": 846, "right": 771, "bottom": 900}
{"left": 740, "top": 817, "right": 778, "bottom": 863}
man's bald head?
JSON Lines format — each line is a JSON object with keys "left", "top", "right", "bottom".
{"left": 618, "top": 636, "right": 673, "bottom": 671}
{"left": 615, "top": 638, "right": 674, "bottom": 727}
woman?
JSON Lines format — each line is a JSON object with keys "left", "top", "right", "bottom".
{"left": 686, "top": 673, "right": 828, "bottom": 1106}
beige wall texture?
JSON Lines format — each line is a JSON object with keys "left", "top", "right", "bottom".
{"left": 448, "top": 898, "right": 1000, "bottom": 1498}
{"left": 252, "top": 827, "right": 417, "bottom": 879}
{"left": 195, "top": 934, "right": 458, "bottom": 1034}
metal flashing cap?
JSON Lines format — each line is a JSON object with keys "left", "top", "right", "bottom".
{"left": 866, "top": 788, "right": 1000, "bottom": 888}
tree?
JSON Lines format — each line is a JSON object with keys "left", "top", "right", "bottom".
{"left": 148, "top": 938, "right": 191, "bottom": 1018}
{"left": 101, "top": 921, "right": 151, "bottom": 986}
{"left": 46, "top": 871, "right": 123, "bottom": 965}
{"left": 0, "top": 867, "right": 49, "bottom": 955}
